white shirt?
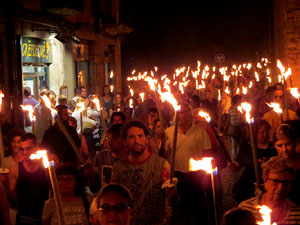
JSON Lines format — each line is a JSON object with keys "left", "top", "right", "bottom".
{"left": 165, "top": 123, "right": 212, "bottom": 173}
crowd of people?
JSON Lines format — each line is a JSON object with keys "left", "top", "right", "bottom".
{"left": 1, "top": 78, "right": 300, "bottom": 225}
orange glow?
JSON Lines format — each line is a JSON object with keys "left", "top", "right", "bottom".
{"left": 91, "top": 97, "right": 101, "bottom": 111}
{"left": 189, "top": 157, "right": 216, "bottom": 174}
{"left": 76, "top": 102, "right": 85, "bottom": 113}
{"left": 218, "top": 89, "right": 221, "bottom": 101}
{"left": 249, "top": 81, "right": 253, "bottom": 88}
{"left": 225, "top": 86, "right": 230, "bottom": 95}
{"left": 290, "top": 88, "right": 300, "bottom": 99}
{"left": 242, "top": 87, "right": 247, "bottom": 95}
{"left": 277, "top": 60, "right": 292, "bottom": 81}
{"left": 110, "top": 85, "right": 114, "bottom": 93}
{"left": 255, "top": 72, "right": 260, "bottom": 82}
{"left": 30, "top": 150, "right": 49, "bottom": 168}
{"left": 41, "top": 95, "right": 57, "bottom": 117}
{"left": 20, "top": 105, "right": 36, "bottom": 121}
{"left": 110, "top": 71, "right": 114, "bottom": 79}
{"left": 239, "top": 102, "right": 253, "bottom": 123}
{"left": 0, "top": 91, "right": 4, "bottom": 112}
{"left": 130, "top": 89, "right": 134, "bottom": 97}
{"left": 139, "top": 93, "right": 145, "bottom": 102}
{"left": 198, "top": 110, "right": 211, "bottom": 123}
{"left": 145, "top": 76, "right": 158, "bottom": 91}
{"left": 267, "top": 102, "right": 282, "bottom": 115}
{"left": 256, "top": 205, "right": 277, "bottom": 225}
{"left": 129, "top": 99, "right": 133, "bottom": 108}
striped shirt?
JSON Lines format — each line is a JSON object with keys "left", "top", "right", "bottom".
{"left": 239, "top": 195, "right": 300, "bottom": 224}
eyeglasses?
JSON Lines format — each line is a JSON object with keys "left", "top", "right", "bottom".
{"left": 20, "top": 146, "right": 36, "bottom": 151}
{"left": 99, "top": 203, "right": 131, "bottom": 213}
{"left": 57, "top": 177, "right": 76, "bottom": 182}
{"left": 268, "top": 178, "right": 294, "bottom": 186}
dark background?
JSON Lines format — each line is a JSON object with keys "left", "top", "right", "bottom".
{"left": 120, "top": 0, "right": 271, "bottom": 74}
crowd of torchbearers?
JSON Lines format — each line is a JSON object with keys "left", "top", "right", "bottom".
{"left": 1, "top": 58, "right": 300, "bottom": 225}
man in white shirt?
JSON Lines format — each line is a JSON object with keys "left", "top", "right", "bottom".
{"left": 165, "top": 102, "right": 212, "bottom": 225}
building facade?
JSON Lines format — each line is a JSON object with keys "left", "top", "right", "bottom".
{"left": 274, "top": 0, "right": 300, "bottom": 87}
{"left": 0, "top": 0, "right": 131, "bottom": 127}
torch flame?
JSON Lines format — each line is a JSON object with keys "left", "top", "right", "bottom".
{"left": 239, "top": 102, "right": 253, "bottom": 123}
{"left": 249, "top": 81, "right": 253, "bottom": 88}
{"left": 139, "top": 93, "right": 145, "bottom": 102}
{"left": 267, "top": 102, "right": 282, "bottom": 115}
{"left": 30, "top": 150, "right": 49, "bottom": 168}
{"left": 189, "top": 157, "right": 216, "bottom": 174}
{"left": 0, "top": 91, "right": 4, "bottom": 111}
{"left": 110, "top": 71, "right": 114, "bottom": 79}
{"left": 91, "top": 97, "right": 101, "bottom": 111}
{"left": 41, "top": 95, "right": 57, "bottom": 117}
{"left": 198, "top": 110, "right": 211, "bottom": 123}
{"left": 256, "top": 205, "right": 277, "bottom": 225}
{"left": 129, "top": 99, "right": 133, "bottom": 108}
{"left": 225, "top": 86, "right": 230, "bottom": 95}
{"left": 20, "top": 105, "right": 36, "bottom": 121}
{"left": 110, "top": 85, "right": 114, "bottom": 93}
{"left": 242, "top": 87, "right": 248, "bottom": 95}
{"left": 290, "top": 88, "right": 300, "bottom": 99}
{"left": 130, "top": 89, "right": 134, "bottom": 97}
{"left": 255, "top": 72, "right": 260, "bottom": 82}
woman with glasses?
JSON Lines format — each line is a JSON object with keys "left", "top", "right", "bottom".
{"left": 273, "top": 124, "right": 300, "bottom": 204}
{"left": 89, "top": 183, "right": 133, "bottom": 225}
{"left": 42, "top": 165, "right": 93, "bottom": 225}
{"left": 239, "top": 156, "right": 300, "bottom": 224}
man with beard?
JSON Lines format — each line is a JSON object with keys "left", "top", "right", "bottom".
{"left": 42, "top": 105, "right": 83, "bottom": 166}
{"left": 112, "top": 120, "right": 171, "bottom": 225}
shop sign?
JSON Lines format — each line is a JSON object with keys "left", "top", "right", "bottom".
{"left": 22, "top": 37, "right": 53, "bottom": 64}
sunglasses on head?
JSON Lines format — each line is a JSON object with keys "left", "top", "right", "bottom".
{"left": 99, "top": 203, "right": 131, "bottom": 213}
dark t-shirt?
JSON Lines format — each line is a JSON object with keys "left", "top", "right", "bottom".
{"left": 42, "top": 122, "right": 81, "bottom": 163}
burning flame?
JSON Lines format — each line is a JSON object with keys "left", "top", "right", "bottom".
{"left": 256, "top": 205, "right": 277, "bottom": 225}
{"left": 30, "top": 150, "right": 49, "bottom": 168}
{"left": 255, "top": 72, "right": 260, "bottom": 82}
{"left": 277, "top": 60, "right": 292, "bottom": 82}
{"left": 290, "top": 88, "right": 300, "bottom": 99}
{"left": 91, "top": 97, "right": 101, "bottom": 111}
{"left": 189, "top": 157, "right": 216, "bottom": 174}
{"left": 198, "top": 110, "right": 211, "bottom": 123}
{"left": 267, "top": 102, "right": 282, "bottom": 115}
{"left": 242, "top": 87, "right": 248, "bottom": 95}
{"left": 218, "top": 89, "right": 221, "bottom": 101}
{"left": 130, "top": 89, "right": 134, "bottom": 97}
{"left": 0, "top": 91, "right": 4, "bottom": 111}
{"left": 129, "top": 99, "right": 133, "bottom": 108}
{"left": 139, "top": 93, "right": 145, "bottom": 102}
{"left": 77, "top": 102, "right": 85, "bottom": 113}
{"left": 110, "top": 85, "right": 114, "bottom": 93}
{"left": 239, "top": 102, "right": 253, "bottom": 123}
{"left": 225, "top": 86, "right": 230, "bottom": 95}
{"left": 110, "top": 71, "right": 114, "bottom": 79}
{"left": 20, "top": 105, "right": 36, "bottom": 121}
{"left": 41, "top": 95, "right": 57, "bottom": 117}
{"left": 249, "top": 81, "right": 253, "bottom": 88}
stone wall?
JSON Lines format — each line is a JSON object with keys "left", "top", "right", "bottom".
{"left": 274, "top": 0, "right": 300, "bottom": 88}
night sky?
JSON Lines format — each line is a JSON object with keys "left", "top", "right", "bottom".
{"left": 120, "top": 0, "right": 271, "bottom": 74}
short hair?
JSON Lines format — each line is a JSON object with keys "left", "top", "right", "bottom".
{"left": 6, "top": 128, "right": 25, "bottom": 156}
{"left": 266, "top": 86, "right": 276, "bottom": 95}
{"left": 153, "top": 118, "right": 160, "bottom": 128}
{"left": 221, "top": 207, "right": 256, "bottom": 225}
{"left": 20, "top": 133, "right": 37, "bottom": 145}
{"left": 96, "top": 183, "right": 133, "bottom": 208}
{"left": 111, "top": 112, "right": 126, "bottom": 124}
{"left": 273, "top": 124, "right": 297, "bottom": 146}
{"left": 123, "top": 120, "right": 149, "bottom": 139}
{"left": 55, "top": 165, "right": 84, "bottom": 196}
{"left": 261, "top": 156, "right": 296, "bottom": 182}
{"left": 254, "top": 119, "right": 270, "bottom": 133}
{"left": 24, "top": 86, "right": 31, "bottom": 97}
{"left": 74, "top": 87, "right": 82, "bottom": 96}
{"left": 231, "top": 95, "right": 243, "bottom": 106}
{"left": 190, "top": 95, "right": 201, "bottom": 107}
{"left": 107, "top": 124, "right": 124, "bottom": 138}
{"left": 148, "top": 107, "right": 158, "bottom": 115}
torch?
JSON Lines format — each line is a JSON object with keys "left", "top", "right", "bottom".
{"left": 256, "top": 205, "right": 277, "bottom": 225}
{"left": 0, "top": 91, "right": 8, "bottom": 173}
{"left": 198, "top": 110, "right": 231, "bottom": 162}
{"left": 189, "top": 157, "right": 219, "bottom": 225}
{"left": 91, "top": 97, "right": 107, "bottom": 133}
{"left": 41, "top": 95, "right": 86, "bottom": 164}
{"left": 238, "top": 102, "right": 261, "bottom": 188}
{"left": 30, "top": 150, "right": 65, "bottom": 225}
{"left": 20, "top": 105, "right": 36, "bottom": 134}
{"left": 277, "top": 60, "right": 291, "bottom": 120}
{"left": 76, "top": 102, "right": 85, "bottom": 138}
{"left": 266, "top": 102, "right": 283, "bottom": 123}
{"left": 290, "top": 88, "right": 300, "bottom": 106}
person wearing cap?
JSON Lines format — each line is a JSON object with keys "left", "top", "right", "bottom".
{"left": 90, "top": 183, "right": 134, "bottom": 225}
